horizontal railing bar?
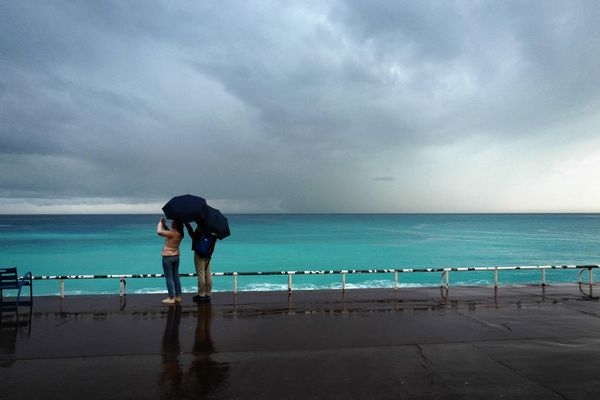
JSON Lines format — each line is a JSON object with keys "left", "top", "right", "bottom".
{"left": 28, "top": 264, "right": 600, "bottom": 280}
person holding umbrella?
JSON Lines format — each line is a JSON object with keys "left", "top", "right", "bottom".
{"left": 157, "top": 217, "right": 184, "bottom": 304}
{"left": 184, "top": 222, "right": 217, "bottom": 303}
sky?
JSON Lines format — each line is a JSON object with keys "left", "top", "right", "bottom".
{"left": 2, "top": 0, "right": 600, "bottom": 214}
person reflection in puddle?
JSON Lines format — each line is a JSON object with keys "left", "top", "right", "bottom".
{"left": 185, "top": 303, "right": 229, "bottom": 398}
{"left": 160, "top": 305, "right": 182, "bottom": 399}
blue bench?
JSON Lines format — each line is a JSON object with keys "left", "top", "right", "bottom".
{"left": 0, "top": 267, "right": 32, "bottom": 307}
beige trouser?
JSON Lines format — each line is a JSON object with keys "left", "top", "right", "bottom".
{"left": 194, "top": 252, "right": 212, "bottom": 296}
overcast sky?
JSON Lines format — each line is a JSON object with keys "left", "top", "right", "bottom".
{"left": 2, "top": 1, "right": 600, "bottom": 214}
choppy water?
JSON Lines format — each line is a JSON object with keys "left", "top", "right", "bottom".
{"left": 1, "top": 214, "right": 599, "bottom": 295}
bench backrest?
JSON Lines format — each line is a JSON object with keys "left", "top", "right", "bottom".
{"left": 0, "top": 267, "right": 19, "bottom": 288}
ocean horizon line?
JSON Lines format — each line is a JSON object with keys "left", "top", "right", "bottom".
{"left": 2, "top": 211, "right": 600, "bottom": 216}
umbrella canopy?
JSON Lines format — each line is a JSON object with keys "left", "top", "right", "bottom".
{"left": 163, "top": 194, "right": 231, "bottom": 240}
{"left": 202, "top": 205, "right": 231, "bottom": 240}
{"left": 162, "top": 194, "right": 207, "bottom": 223}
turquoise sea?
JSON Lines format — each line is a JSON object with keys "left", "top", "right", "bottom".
{"left": 1, "top": 214, "right": 599, "bottom": 295}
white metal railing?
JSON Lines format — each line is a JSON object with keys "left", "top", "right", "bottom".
{"left": 28, "top": 264, "right": 599, "bottom": 298}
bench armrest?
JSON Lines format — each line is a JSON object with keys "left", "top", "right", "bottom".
{"left": 21, "top": 271, "right": 33, "bottom": 284}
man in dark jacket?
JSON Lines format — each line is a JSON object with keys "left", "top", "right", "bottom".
{"left": 184, "top": 222, "right": 216, "bottom": 303}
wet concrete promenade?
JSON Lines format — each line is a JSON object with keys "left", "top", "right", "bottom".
{"left": 2, "top": 284, "right": 600, "bottom": 399}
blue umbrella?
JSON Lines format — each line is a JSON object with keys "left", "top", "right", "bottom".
{"left": 202, "top": 205, "right": 231, "bottom": 240}
{"left": 162, "top": 194, "right": 207, "bottom": 222}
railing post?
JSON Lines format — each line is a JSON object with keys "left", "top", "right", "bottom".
{"left": 590, "top": 268, "right": 594, "bottom": 285}
{"left": 233, "top": 272, "right": 238, "bottom": 294}
{"left": 394, "top": 271, "right": 399, "bottom": 290}
{"left": 541, "top": 268, "right": 546, "bottom": 286}
{"left": 440, "top": 270, "right": 449, "bottom": 288}
{"left": 494, "top": 268, "right": 498, "bottom": 287}
{"left": 60, "top": 279, "right": 65, "bottom": 298}
{"left": 287, "top": 272, "right": 292, "bottom": 294}
{"left": 342, "top": 272, "right": 346, "bottom": 292}
{"left": 119, "top": 277, "right": 126, "bottom": 297}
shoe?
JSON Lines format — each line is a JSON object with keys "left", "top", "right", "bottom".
{"left": 174, "top": 296, "right": 182, "bottom": 303}
{"left": 193, "top": 295, "right": 210, "bottom": 303}
{"left": 162, "top": 297, "right": 176, "bottom": 304}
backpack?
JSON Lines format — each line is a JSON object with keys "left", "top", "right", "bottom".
{"left": 194, "top": 233, "right": 216, "bottom": 257}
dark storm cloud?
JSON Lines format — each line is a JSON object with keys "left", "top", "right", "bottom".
{"left": 1, "top": 1, "right": 600, "bottom": 212}
{"left": 335, "top": 0, "right": 600, "bottom": 135}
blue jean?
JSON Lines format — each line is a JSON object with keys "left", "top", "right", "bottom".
{"left": 162, "top": 255, "right": 181, "bottom": 297}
